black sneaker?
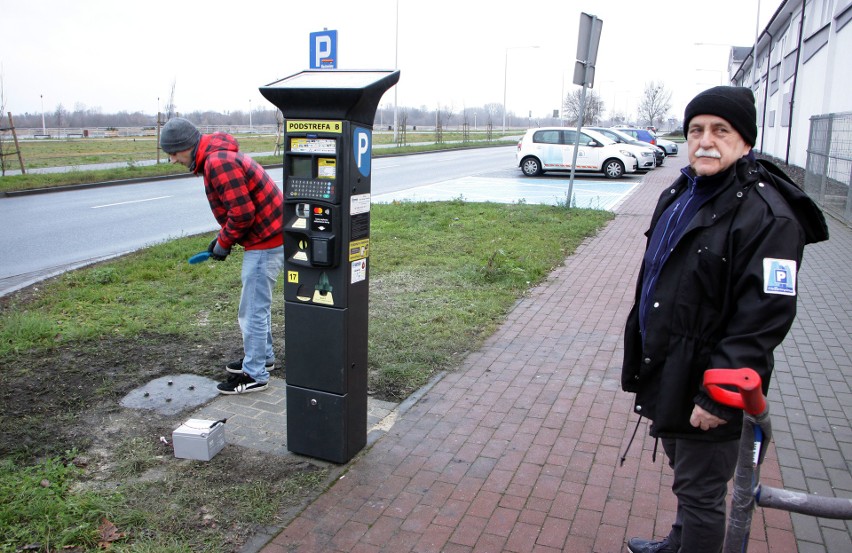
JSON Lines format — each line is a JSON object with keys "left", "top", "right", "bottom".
{"left": 627, "top": 537, "right": 674, "bottom": 553}
{"left": 225, "top": 358, "right": 275, "bottom": 374}
{"left": 216, "top": 372, "right": 268, "bottom": 395}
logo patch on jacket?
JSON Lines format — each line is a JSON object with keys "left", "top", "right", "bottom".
{"left": 763, "top": 258, "right": 797, "bottom": 296}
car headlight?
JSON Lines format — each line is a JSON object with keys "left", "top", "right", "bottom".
{"left": 620, "top": 150, "right": 636, "bottom": 158}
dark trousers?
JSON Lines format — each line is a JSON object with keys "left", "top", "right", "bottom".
{"left": 661, "top": 437, "right": 739, "bottom": 553}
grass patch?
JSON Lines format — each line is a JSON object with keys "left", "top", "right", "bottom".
{"left": 0, "top": 453, "right": 128, "bottom": 552}
{"left": 0, "top": 200, "right": 612, "bottom": 551}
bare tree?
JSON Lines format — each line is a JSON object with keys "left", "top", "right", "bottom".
{"left": 437, "top": 103, "right": 455, "bottom": 129}
{"left": 637, "top": 81, "right": 672, "bottom": 129}
{"left": 562, "top": 88, "right": 604, "bottom": 127}
{"left": 164, "top": 80, "right": 177, "bottom": 120}
{"left": 54, "top": 103, "right": 67, "bottom": 131}
{"left": 484, "top": 102, "right": 502, "bottom": 125}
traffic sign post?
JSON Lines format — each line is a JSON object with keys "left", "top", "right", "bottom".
{"left": 260, "top": 70, "right": 400, "bottom": 463}
{"left": 568, "top": 13, "right": 603, "bottom": 202}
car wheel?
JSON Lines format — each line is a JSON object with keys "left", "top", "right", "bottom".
{"left": 521, "top": 157, "right": 543, "bottom": 176}
{"left": 603, "top": 159, "right": 625, "bottom": 179}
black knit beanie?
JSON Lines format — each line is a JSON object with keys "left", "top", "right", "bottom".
{"left": 160, "top": 117, "right": 201, "bottom": 154}
{"left": 683, "top": 86, "right": 757, "bottom": 146}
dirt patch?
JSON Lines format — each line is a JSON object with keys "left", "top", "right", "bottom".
{"left": 0, "top": 328, "right": 330, "bottom": 551}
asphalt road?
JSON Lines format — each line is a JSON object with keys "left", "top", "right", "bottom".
{"left": 0, "top": 146, "right": 518, "bottom": 296}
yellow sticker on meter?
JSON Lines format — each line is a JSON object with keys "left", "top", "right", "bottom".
{"left": 286, "top": 120, "right": 343, "bottom": 133}
{"left": 349, "top": 239, "right": 370, "bottom": 261}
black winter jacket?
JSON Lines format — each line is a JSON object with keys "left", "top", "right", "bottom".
{"left": 621, "top": 157, "right": 828, "bottom": 441}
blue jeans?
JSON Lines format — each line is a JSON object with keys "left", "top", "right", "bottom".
{"left": 238, "top": 246, "right": 284, "bottom": 383}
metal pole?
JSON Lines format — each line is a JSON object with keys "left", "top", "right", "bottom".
{"left": 750, "top": 0, "right": 762, "bottom": 88}
{"left": 503, "top": 46, "right": 539, "bottom": 135}
{"left": 502, "top": 48, "right": 508, "bottom": 134}
{"left": 40, "top": 94, "right": 46, "bottom": 135}
{"left": 567, "top": 14, "right": 598, "bottom": 205}
{"left": 393, "top": 0, "right": 399, "bottom": 143}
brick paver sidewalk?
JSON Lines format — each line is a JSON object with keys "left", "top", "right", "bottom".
{"left": 259, "top": 159, "right": 851, "bottom": 553}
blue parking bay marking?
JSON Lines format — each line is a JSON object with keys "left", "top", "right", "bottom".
{"left": 372, "top": 176, "right": 640, "bottom": 211}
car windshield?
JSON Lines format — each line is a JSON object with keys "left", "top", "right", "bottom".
{"left": 600, "top": 128, "right": 634, "bottom": 142}
{"left": 581, "top": 130, "right": 615, "bottom": 146}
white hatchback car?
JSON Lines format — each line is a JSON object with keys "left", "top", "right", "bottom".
{"left": 516, "top": 127, "right": 638, "bottom": 179}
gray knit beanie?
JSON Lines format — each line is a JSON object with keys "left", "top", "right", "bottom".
{"left": 160, "top": 117, "right": 201, "bottom": 154}
{"left": 683, "top": 86, "right": 757, "bottom": 146}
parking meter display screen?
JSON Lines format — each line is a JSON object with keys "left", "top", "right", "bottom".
{"left": 290, "top": 157, "right": 312, "bottom": 179}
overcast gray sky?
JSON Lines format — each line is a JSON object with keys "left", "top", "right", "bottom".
{"left": 1, "top": 0, "right": 781, "bottom": 123}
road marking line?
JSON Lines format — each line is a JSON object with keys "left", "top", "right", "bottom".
{"left": 91, "top": 196, "right": 173, "bottom": 209}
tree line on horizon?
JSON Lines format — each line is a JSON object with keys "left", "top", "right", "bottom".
{"left": 8, "top": 81, "right": 676, "bottom": 131}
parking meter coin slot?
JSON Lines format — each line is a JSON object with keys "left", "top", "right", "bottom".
{"left": 290, "top": 238, "right": 310, "bottom": 265}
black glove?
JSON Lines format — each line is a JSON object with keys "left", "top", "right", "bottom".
{"left": 208, "top": 237, "right": 231, "bottom": 261}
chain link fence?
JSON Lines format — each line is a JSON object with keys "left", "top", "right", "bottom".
{"left": 804, "top": 112, "right": 852, "bottom": 226}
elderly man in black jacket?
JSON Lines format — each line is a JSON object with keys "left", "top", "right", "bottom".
{"left": 622, "top": 86, "right": 828, "bottom": 553}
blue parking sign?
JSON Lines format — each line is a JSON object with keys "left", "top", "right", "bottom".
{"left": 353, "top": 127, "right": 371, "bottom": 177}
{"left": 310, "top": 30, "right": 337, "bottom": 69}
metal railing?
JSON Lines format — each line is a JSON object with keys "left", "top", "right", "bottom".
{"left": 804, "top": 112, "right": 852, "bottom": 225}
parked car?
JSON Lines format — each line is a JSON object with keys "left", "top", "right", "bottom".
{"left": 651, "top": 133, "right": 679, "bottom": 156}
{"left": 585, "top": 126, "right": 664, "bottom": 168}
{"left": 516, "top": 127, "right": 638, "bottom": 179}
{"left": 615, "top": 127, "right": 658, "bottom": 146}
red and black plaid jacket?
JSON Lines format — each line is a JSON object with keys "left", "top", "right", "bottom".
{"left": 193, "top": 133, "right": 283, "bottom": 250}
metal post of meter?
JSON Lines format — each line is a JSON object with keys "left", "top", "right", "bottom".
{"left": 568, "top": 13, "right": 602, "bottom": 206}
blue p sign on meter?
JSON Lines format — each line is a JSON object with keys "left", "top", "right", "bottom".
{"left": 353, "top": 127, "right": 371, "bottom": 177}
{"left": 310, "top": 30, "right": 337, "bottom": 69}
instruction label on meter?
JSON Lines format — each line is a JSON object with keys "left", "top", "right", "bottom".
{"left": 351, "top": 193, "right": 370, "bottom": 215}
{"left": 290, "top": 137, "right": 336, "bottom": 153}
{"left": 351, "top": 259, "right": 367, "bottom": 283}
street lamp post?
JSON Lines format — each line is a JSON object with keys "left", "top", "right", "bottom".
{"left": 393, "top": 0, "right": 399, "bottom": 143}
{"left": 502, "top": 45, "right": 539, "bottom": 133}
{"left": 249, "top": 99, "right": 252, "bottom": 130}
{"left": 40, "top": 94, "right": 46, "bottom": 135}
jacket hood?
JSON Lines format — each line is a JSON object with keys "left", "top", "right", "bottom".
{"left": 755, "top": 158, "right": 829, "bottom": 244}
{"left": 193, "top": 133, "right": 240, "bottom": 173}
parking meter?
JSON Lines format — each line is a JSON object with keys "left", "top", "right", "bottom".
{"left": 260, "top": 70, "right": 399, "bottom": 463}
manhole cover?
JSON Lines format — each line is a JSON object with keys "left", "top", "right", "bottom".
{"left": 121, "top": 374, "right": 220, "bottom": 415}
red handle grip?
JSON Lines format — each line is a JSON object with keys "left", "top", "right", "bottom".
{"left": 704, "top": 368, "right": 766, "bottom": 416}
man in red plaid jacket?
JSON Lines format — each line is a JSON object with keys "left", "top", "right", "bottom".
{"left": 161, "top": 117, "right": 284, "bottom": 395}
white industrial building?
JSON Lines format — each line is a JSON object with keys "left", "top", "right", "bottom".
{"left": 728, "top": 0, "right": 851, "bottom": 168}
{"left": 727, "top": 0, "right": 852, "bottom": 224}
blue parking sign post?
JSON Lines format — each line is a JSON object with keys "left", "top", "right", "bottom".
{"left": 310, "top": 30, "right": 338, "bottom": 69}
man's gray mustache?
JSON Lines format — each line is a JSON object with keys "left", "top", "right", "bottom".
{"left": 695, "top": 148, "right": 722, "bottom": 159}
